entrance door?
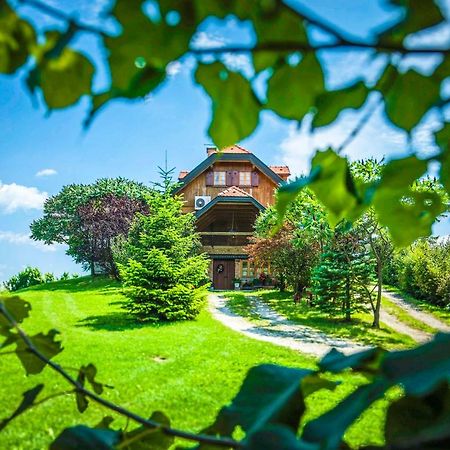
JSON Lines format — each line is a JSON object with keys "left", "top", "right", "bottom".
{"left": 213, "top": 259, "right": 235, "bottom": 290}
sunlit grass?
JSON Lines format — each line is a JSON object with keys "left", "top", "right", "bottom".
{"left": 1, "top": 278, "right": 394, "bottom": 449}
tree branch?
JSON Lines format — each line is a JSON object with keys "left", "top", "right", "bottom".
{"left": 0, "top": 304, "right": 241, "bottom": 449}
{"left": 18, "top": 0, "right": 450, "bottom": 55}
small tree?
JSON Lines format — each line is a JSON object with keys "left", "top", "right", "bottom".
{"left": 118, "top": 193, "right": 209, "bottom": 322}
{"left": 312, "top": 225, "right": 374, "bottom": 321}
{"left": 248, "top": 189, "right": 326, "bottom": 295}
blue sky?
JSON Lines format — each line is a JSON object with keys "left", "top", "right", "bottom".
{"left": 0, "top": 0, "right": 449, "bottom": 282}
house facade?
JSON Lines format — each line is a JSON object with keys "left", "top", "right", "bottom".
{"left": 175, "top": 145, "right": 290, "bottom": 290}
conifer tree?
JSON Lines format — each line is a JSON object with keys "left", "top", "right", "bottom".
{"left": 312, "top": 225, "right": 374, "bottom": 321}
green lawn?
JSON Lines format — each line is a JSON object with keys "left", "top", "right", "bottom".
{"left": 1, "top": 278, "right": 395, "bottom": 449}
{"left": 225, "top": 290, "right": 416, "bottom": 349}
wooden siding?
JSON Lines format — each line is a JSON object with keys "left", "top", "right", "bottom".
{"left": 178, "top": 161, "right": 278, "bottom": 213}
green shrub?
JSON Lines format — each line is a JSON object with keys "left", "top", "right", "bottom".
{"left": 118, "top": 194, "right": 209, "bottom": 322}
{"left": 3, "top": 267, "right": 44, "bottom": 291}
{"left": 44, "top": 272, "right": 56, "bottom": 283}
{"left": 389, "top": 238, "right": 450, "bottom": 307}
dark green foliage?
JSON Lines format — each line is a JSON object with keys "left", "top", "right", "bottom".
{"left": 118, "top": 193, "right": 209, "bottom": 321}
{"left": 3, "top": 266, "right": 44, "bottom": 291}
{"left": 312, "top": 226, "right": 374, "bottom": 321}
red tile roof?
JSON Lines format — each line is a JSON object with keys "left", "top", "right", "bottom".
{"left": 178, "top": 170, "right": 189, "bottom": 179}
{"left": 269, "top": 165, "right": 291, "bottom": 176}
{"left": 217, "top": 186, "right": 252, "bottom": 197}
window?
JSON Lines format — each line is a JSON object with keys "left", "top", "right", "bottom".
{"left": 213, "top": 171, "right": 226, "bottom": 186}
{"left": 242, "top": 261, "right": 255, "bottom": 278}
{"left": 239, "top": 171, "right": 251, "bottom": 186}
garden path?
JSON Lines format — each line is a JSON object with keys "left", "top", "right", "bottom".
{"left": 382, "top": 290, "right": 450, "bottom": 333}
{"left": 208, "top": 293, "right": 369, "bottom": 357}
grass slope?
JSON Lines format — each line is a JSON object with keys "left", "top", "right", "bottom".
{"left": 225, "top": 290, "right": 417, "bottom": 349}
{"left": 1, "top": 277, "right": 393, "bottom": 449}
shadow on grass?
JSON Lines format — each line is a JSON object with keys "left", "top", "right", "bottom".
{"left": 257, "top": 291, "right": 414, "bottom": 348}
{"left": 76, "top": 312, "right": 146, "bottom": 331}
{"left": 76, "top": 307, "right": 179, "bottom": 332}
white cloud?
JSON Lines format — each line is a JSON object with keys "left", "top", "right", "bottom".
{"left": 36, "top": 168, "right": 57, "bottom": 177}
{"left": 191, "top": 31, "right": 226, "bottom": 49}
{"left": 0, "top": 181, "right": 48, "bottom": 213}
{"left": 0, "top": 231, "right": 60, "bottom": 252}
{"left": 166, "top": 61, "right": 183, "bottom": 76}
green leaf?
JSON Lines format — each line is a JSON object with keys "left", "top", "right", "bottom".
{"left": 204, "top": 364, "right": 312, "bottom": 437}
{"left": 302, "top": 379, "right": 390, "bottom": 449}
{"left": 266, "top": 53, "right": 324, "bottom": 121}
{"left": 385, "top": 382, "right": 450, "bottom": 448}
{"left": 308, "top": 149, "right": 363, "bottom": 226}
{"left": 312, "top": 81, "right": 369, "bottom": 129}
{"left": 121, "top": 411, "right": 174, "bottom": 449}
{"left": 15, "top": 329, "right": 63, "bottom": 375}
{"left": 0, "top": 384, "right": 44, "bottom": 431}
{"left": 252, "top": 6, "right": 307, "bottom": 72}
{"left": 195, "top": 62, "right": 261, "bottom": 148}
{"left": 319, "top": 347, "right": 386, "bottom": 373}
{"left": 39, "top": 48, "right": 94, "bottom": 109}
{"left": 300, "top": 374, "right": 338, "bottom": 397}
{"left": 50, "top": 425, "right": 121, "bottom": 450}
{"left": 244, "top": 425, "right": 315, "bottom": 450}
{"left": 94, "top": 416, "right": 115, "bottom": 430}
{"left": 75, "top": 363, "right": 105, "bottom": 412}
{"left": 275, "top": 149, "right": 366, "bottom": 229}
{"left": 377, "top": 65, "right": 441, "bottom": 132}
{"left": 104, "top": 0, "right": 191, "bottom": 94}
{"left": 372, "top": 156, "right": 445, "bottom": 246}
{"left": 434, "top": 122, "right": 450, "bottom": 195}
{"left": 379, "top": 0, "right": 445, "bottom": 44}
{"left": 0, "top": 1, "right": 36, "bottom": 74}
{"left": 275, "top": 170, "right": 320, "bottom": 230}
{"left": 382, "top": 333, "right": 450, "bottom": 396}
{"left": 303, "top": 334, "right": 450, "bottom": 449}
{"left": 0, "top": 296, "right": 31, "bottom": 333}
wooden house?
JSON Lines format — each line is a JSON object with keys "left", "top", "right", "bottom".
{"left": 175, "top": 145, "right": 290, "bottom": 289}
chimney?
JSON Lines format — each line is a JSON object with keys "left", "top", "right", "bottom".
{"left": 206, "top": 146, "right": 217, "bottom": 156}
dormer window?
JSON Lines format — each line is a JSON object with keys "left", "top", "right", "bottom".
{"left": 213, "top": 171, "right": 226, "bottom": 186}
{"left": 239, "top": 171, "right": 251, "bottom": 187}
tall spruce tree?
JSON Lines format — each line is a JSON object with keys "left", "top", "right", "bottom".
{"left": 118, "top": 193, "right": 209, "bottom": 322}
{"left": 312, "top": 225, "right": 374, "bottom": 321}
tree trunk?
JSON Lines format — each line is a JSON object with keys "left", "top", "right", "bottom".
{"left": 90, "top": 260, "right": 95, "bottom": 277}
{"left": 344, "top": 274, "right": 351, "bottom": 321}
{"left": 372, "top": 261, "right": 383, "bottom": 328}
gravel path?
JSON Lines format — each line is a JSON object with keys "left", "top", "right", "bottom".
{"left": 208, "top": 294, "right": 369, "bottom": 358}
{"left": 383, "top": 290, "right": 450, "bottom": 333}
{"left": 379, "top": 308, "right": 431, "bottom": 343}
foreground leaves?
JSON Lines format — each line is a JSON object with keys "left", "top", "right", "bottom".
{"left": 50, "top": 425, "right": 121, "bottom": 450}
{"left": 275, "top": 149, "right": 447, "bottom": 247}
{"left": 15, "top": 329, "right": 63, "bottom": 375}
{"left": 0, "top": 384, "right": 44, "bottom": 431}
{"left": 203, "top": 364, "right": 314, "bottom": 438}
{"left": 195, "top": 62, "right": 261, "bottom": 149}
{"left": 0, "top": 1, "right": 36, "bottom": 74}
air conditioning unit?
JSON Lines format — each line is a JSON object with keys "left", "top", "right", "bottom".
{"left": 195, "top": 195, "right": 211, "bottom": 210}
